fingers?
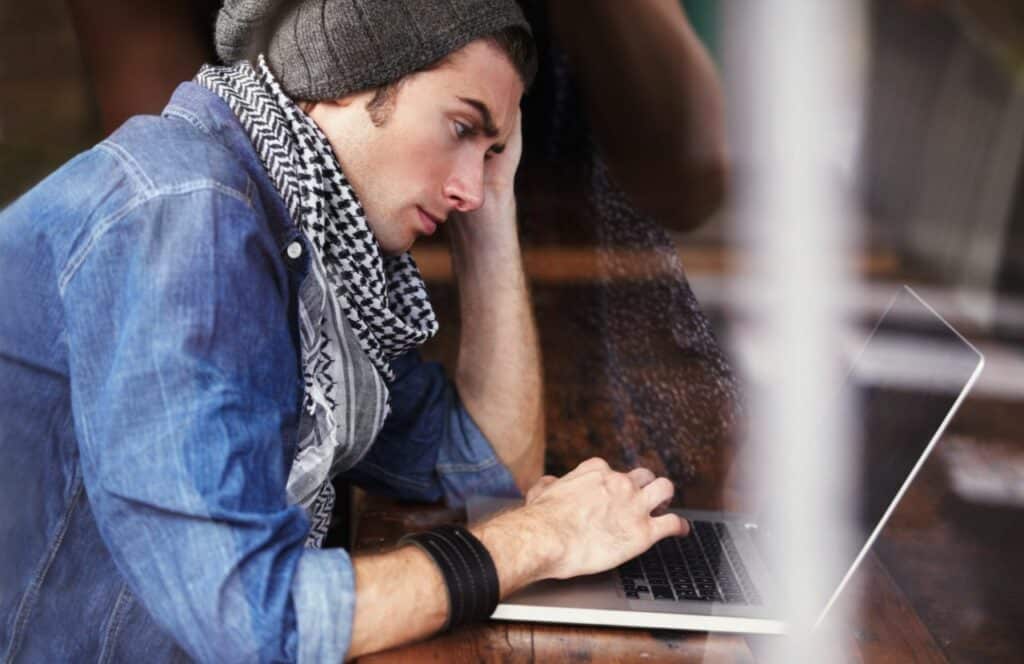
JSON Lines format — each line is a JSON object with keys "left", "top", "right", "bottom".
{"left": 563, "top": 457, "right": 610, "bottom": 480}
{"left": 560, "top": 461, "right": 676, "bottom": 519}
{"left": 495, "top": 108, "right": 523, "bottom": 172}
{"left": 641, "top": 477, "right": 675, "bottom": 512}
{"left": 631, "top": 470, "right": 672, "bottom": 515}
{"left": 509, "top": 108, "right": 523, "bottom": 144}
{"left": 651, "top": 513, "right": 691, "bottom": 541}
{"left": 566, "top": 459, "right": 655, "bottom": 485}
{"left": 626, "top": 467, "right": 656, "bottom": 489}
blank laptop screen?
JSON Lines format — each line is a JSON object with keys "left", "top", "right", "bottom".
{"left": 842, "top": 288, "right": 983, "bottom": 581}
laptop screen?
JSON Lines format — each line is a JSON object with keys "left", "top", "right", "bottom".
{"left": 829, "top": 286, "right": 984, "bottom": 600}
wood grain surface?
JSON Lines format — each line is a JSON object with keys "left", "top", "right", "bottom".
{"left": 352, "top": 495, "right": 947, "bottom": 663}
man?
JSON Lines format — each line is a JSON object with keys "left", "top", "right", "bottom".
{"left": 0, "top": 1, "right": 687, "bottom": 661}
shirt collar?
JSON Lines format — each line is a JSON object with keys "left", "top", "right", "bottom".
{"left": 162, "top": 81, "right": 300, "bottom": 254}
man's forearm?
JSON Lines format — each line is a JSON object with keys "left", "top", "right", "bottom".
{"left": 346, "top": 458, "right": 688, "bottom": 660}
{"left": 347, "top": 507, "right": 559, "bottom": 660}
{"left": 348, "top": 545, "right": 447, "bottom": 660}
{"left": 448, "top": 198, "right": 544, "bottom": 493}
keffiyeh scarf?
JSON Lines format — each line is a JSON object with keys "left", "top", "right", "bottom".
{"left": 196, "top": 56, "right": 438, "bottom": 546}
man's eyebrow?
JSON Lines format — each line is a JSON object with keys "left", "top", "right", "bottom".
{"left": 456, "top": 96, "right": 500, "bottom": 139}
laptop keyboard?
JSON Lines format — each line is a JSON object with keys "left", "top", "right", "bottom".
{"left": 617, "top": 521, "right": 761, "bottom": 604}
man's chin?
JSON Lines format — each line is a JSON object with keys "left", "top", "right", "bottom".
{"left": 378, "top": 235, "right": 416, "bottom": 257}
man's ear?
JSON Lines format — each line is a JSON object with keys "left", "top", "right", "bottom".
{"left": 329, "top": 96, "right": 358, "bottom": 109}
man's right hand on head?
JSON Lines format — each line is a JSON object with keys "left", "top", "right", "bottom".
{"left": 516, "top": 457, "right": 690, "bottom": 581}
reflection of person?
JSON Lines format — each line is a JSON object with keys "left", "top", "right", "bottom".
{"left": 68, "top": 0, "right": 727, "bottom": 230}
{"left": 543, "top": 0, "right": 728, "bottom": 231}
{"left": 0, "top": 1, "right": 687, "bottom": 661}
{"left": 514, "top": 0, "right": 740, "bottom": 500}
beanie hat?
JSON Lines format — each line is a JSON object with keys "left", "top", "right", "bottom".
{"left": 215, "top": 0, "right": 531, "bottom": 101}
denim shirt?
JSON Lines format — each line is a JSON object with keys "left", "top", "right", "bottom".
{"left": 0, "top": 83, "right": 519, "bottom": 663}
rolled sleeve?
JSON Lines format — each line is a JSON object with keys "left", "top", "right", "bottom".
{"left": 339, "top": 351, "right": 520, "bottom": 506}
{"left": 291, "top": 548, "right": 355, "bottom": 663}
{"left": 62, "top": 186, "right": 352, "bottom": 663}
{"left": 435, "top": 396, "right": 520, "bottom": 506}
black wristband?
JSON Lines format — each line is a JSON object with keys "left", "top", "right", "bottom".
{"left": 399, "top": 525, "right": 500, "bottom": 630}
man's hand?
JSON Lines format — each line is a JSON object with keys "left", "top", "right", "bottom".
{"left": 520, "top": 458, "right": 690, "bottom": 579}
{"left": 469, "top": 457, "right": 689, "bottom": 595}
{"left": 479, "top": 107, "right": 523, "bottom": 212}
{"left": 348, "top": 457, "right": 687, "bottom": 659}
{"left": 448, "top": 108, "right": 522, "bottom": 242}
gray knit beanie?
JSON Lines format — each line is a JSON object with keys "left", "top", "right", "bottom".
{"left": 216, "top": 0, "right": 531, "bottom": 101}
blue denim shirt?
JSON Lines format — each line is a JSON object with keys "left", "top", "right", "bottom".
{"left": 0, "top": 83, "right": 519, "bottom": 663}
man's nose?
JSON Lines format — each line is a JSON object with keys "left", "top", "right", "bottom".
{"left": 443, "top": 159, "right": 485, "bottom": 213}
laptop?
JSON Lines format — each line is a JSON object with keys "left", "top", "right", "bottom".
{"left": 468, "top": 285, "right": 985, "bottom": 634}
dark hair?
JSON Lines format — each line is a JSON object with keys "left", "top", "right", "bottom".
{"left": 486, "top": 26, "right": 538, "bottom": 90}
{"left": 365, "top": 26, "right": 537, "bottom": 126}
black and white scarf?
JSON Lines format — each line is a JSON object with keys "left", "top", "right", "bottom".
{"left": 196, "top": 57, "right": 438, "bottom": 546}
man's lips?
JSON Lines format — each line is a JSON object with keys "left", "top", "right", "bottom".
{"left": 416, "top": 207, "right": 444, "bottom": 235}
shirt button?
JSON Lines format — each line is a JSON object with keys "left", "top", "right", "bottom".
{"left": 286, "top": 241, "right": 303, "bottom": 260}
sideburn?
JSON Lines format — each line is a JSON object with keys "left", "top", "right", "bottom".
{"left": 365, "top": 84, "right": 399, "bottom": 127}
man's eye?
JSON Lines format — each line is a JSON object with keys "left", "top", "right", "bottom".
{"left": 454, "top": 121, "right": 474, "bottom": 139}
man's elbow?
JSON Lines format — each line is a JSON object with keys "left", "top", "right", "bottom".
{"left": 507, "top": 417, "right": 546, "bottom": 495}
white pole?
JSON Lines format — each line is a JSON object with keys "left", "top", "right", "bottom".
{"left": 725, "top": 1, "right": 865, "bottom": 660}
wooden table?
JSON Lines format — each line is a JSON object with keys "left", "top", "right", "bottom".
{"left": 344, "top": 268, "right": 962, "bottom": 662}
{"left": 352, "top": 495, "right": 947, "bottom": 663}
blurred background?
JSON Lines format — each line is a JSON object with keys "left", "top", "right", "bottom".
{"left": 2, "top": 0, "right": 1023, "bottom": 660}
